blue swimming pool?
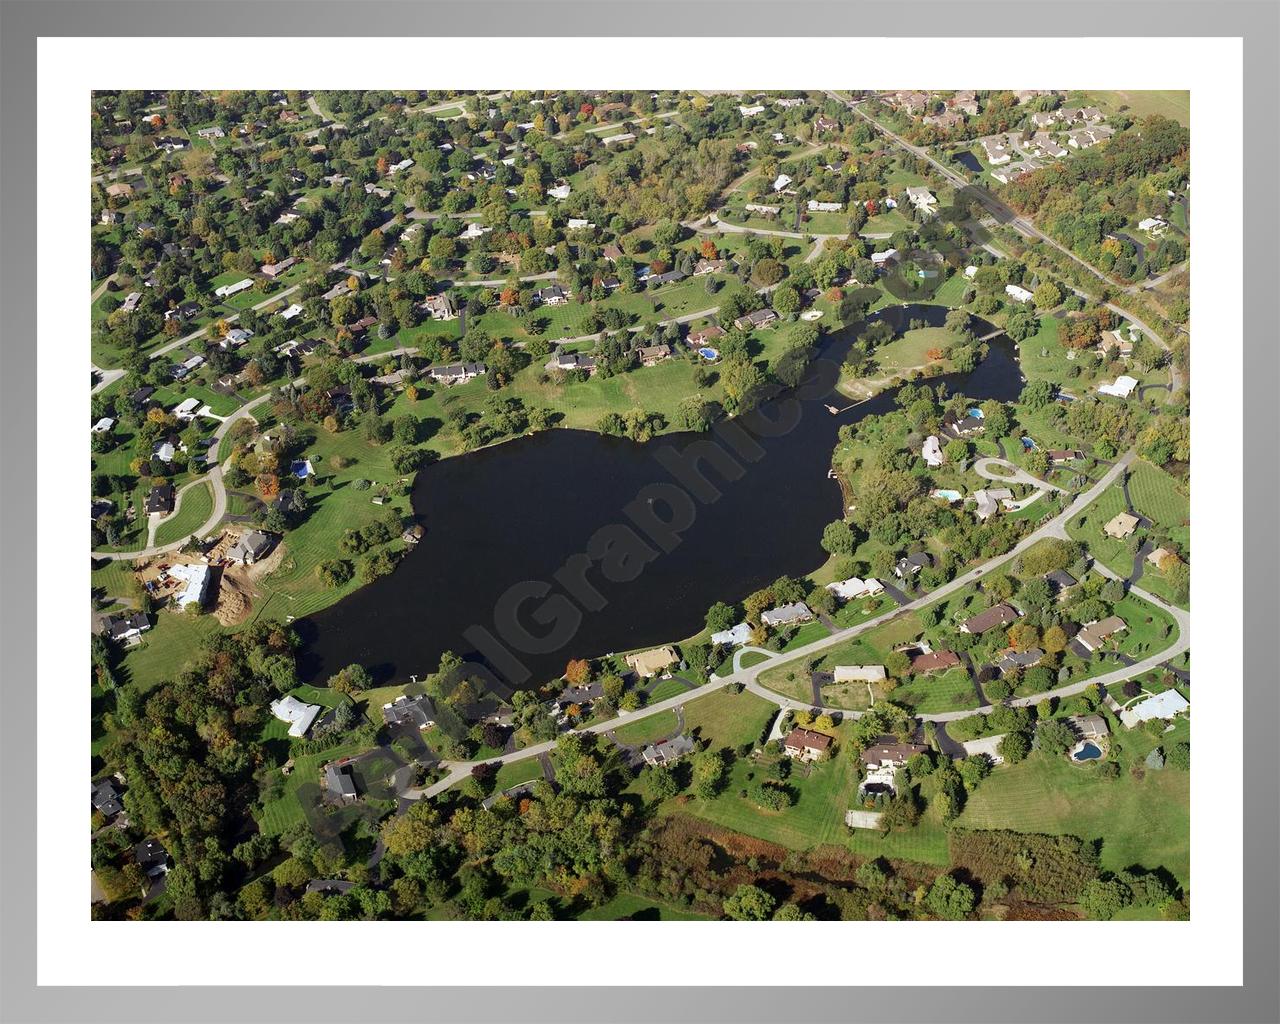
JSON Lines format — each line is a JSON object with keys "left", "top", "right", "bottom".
{"left": 1020, "top": 436, "right": 1036, "bottom": 450}
{"left": 1073, "top": 742, "right": 1103, "bottom": 762}
{"left": 698, "top": 347, "right": 720, "bottom": 361}
{"left": 968, "top": 407, "right": 984, "bottom": 419}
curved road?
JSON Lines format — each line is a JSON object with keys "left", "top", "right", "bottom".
{"left": 406, "top": 449, "right": 1187, "bottom": 799}
{"left": 972, "top": 457, "right": 1063, "bottom": 492}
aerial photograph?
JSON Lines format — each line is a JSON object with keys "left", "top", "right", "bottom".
{"left": 88, "top": 87, "right": 1191, "bottom": 924}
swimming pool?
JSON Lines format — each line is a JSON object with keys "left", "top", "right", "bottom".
{"left": 1020, "top": 436, "right": 1036, "bottom": 450}
{"left": 698, "top": 347, "right": 720, "bottom": 361}
{"left": 931, "top": 489, "right": 963, "bottom": 502}
{"left": 1072, "top": 742, "right": 1103, "bottom": 762}
{"left": 968, "top": 407, "right": 985, "bottom": 419}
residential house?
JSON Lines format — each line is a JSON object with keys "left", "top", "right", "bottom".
{"left": 270, "top": 695, "right": 321, "bottom": 738}
{"left": 420, "top": 293, "right": 456, "bottom": 321}
{"left": 320, "top": 281, "right": 352, "bottom": 302}
{"left": 833, "top": 665, "right": 887, "bottom": 683}
{"left": 807, "top": 200, "right": 843, "bottom": 212}
{"left": 1068, "top": 714, "right": 1110, "bottom": 741}
{"left": 601, "top": 244, "right": 624, "bottom": 262}
{"left": 738, "top": 104, "right": 765, "bottom": 117}
{"left": 388, "top": 158, "right": 414, "bottom": 174}
{"left": 1121, "top": 689, "right": 1189, "bottom": 726}
{"left": 826, "top": 577, "right": 884, "bottom": 601}
{"left": 960, "top": 603, "right": 1020, "bottom": 635}
{"left": 1103, "top": 511, "right": 1140, "bottom": 538}
{"left": 1029, "top": 132, "right": 1068, "bottom": 158}
{"left": 733, "top": 308, "right": 778, "bottom": 331}
{"left": 1005, "top": 283, "right": 1034, "bottom": 303}
{"left": 1138, "top": 217, "right": 1168, "bottom": 235}
{"left": 120, "top": 291, "right": 143, "bottom": 313}
{"left": 895, "top": 551, "right": 933, "bottom": 578}
{"left": 601, "top": 132, "right": 636, "bottom": 146}
{"left": 129, "top": 385, "right": 156, "bottom": 409}
{"left": 693, "top": 258, "right": 729, "bottom": 276}
{"left": 772, "top": 173, "right": 793, "bottom": 192}
{"left": 534, "top": 284, "right": 568, "bottom": 306}
{"left": 214, "top": 278, "right": 253, "bottom": 299}
{"left": 261, "top": 256, "right": 297, "bottom": 278}
{"left": 637, "top": 344, "right": 672, "bottom": 367}
{"left": 783, "top": 727, "right": 833, "bottom": 762}
{"left": 1099, "top": 330, "right": 1134, "bottom": 358}
{"left": 100, "top": 208, "right": 121, "bottom": 225}
{"left": 921, "top": 434, "right": 944, "bottom": 467}
{"left": 814, "top": 115, "right": 840, "bottom": 132}
{"left": 744, "top": 203, "right": 780, "bottom": 215}
{"left": 221, "top": 327, "right": 254, "bottom": 348}
{"left": 760, "top": 602, "right": 813, "bottom": 628}
{"left": 1097, "top": 375, "right": 1140, "bottom": 398}
{"left": 997, "top": 647, "right": 1045, "bottom": 673}
{"left": 940, "top": 409, "right": 985, "bottom": 438}
{"left": 196, "top": 125, "right": 225, "bottom": 139}
{"left": 547, "top": 183, "right": 572, "bottom": 201}
{"left": 428, "top": 362, "right": 486, "bottom": 386}
{"left": 134, "top": 839, "right": 170, "bottom": 879}
{"left": 323, "top": 762, "right": 359, "bottom": 805}
{"left": 227, "top": 530, "right": 275, "bottom": 565}
{"left": 972, "top": 487, "right": 1013, "bottom": 521}
{"left": 382, "top": 694, "right": 436, "bottom": 730}
{"left": 910, "top": 650, "right": 961, "bottom": 674}
{"left": 166, "top": 563, "right": 212, "bottom": 611}
{"left": 91, "top": 778, "right": 125, "bottom": 819}
{"left": 105, "top": 181, "right": 135, "bottom": 200}
{"left": 1147, "top": 546, "right": 1178, "bottom": 569}
{"left": 642, "top": 734, "right": 696, "bottom": 767}
{"left": 546, "top": 350, "right": 597, "bottom": 375}
{"left": 949, "top": 90, "right": 980, "bottom": 115}
{"left": 102, "top": 610, "right": 150, "bottom": 643}
{"left": 625, "top": 646, "right": 679, "bottom": 679}
{"left": 710, "top": 622, "right": 753, "bottom": 648}
{"left": 858, "top": 739, "right": 926, "bottom": 795}
{"left": 688, "top": 325, "right": 725, "bottom": 348}
{"left": 1076, "top": 616, "right": 1127, "bottom": 652}
{"left": 92, "top": 417, "right": 116, "bottom": 434}
{"left": 1067, "top": 126, "right": 1114, "bottom": 149}
{"left": 923, "top": 111, "right": 966, "bottom": 130}
{"left": 1046, "top": 448, "right": 1083, "bottom": 464}
{"left": 278, "top": 303, "right": 304, "bottom": 321}
{"left": 1044, "top": 569, "right": 1079, "bottom": 597}
{"left": 647, "top": 269, "right": 686, "bottom": 286}
{"left": 981, "top": 137, "right": 1012, "bottom": 165}
{"left": 905, "top": 186, "right": 937, "bottom": 210}
{"left": 364, "top": 183, "right": 391, "bottom": 199}
{"left": 144, "top": 483, "right": 175, "bottom": 516}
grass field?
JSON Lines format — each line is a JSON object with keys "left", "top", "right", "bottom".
{"left": 873, "top": 327, "right": 957, "bottom": 376}
{"left": 1085, "top": 90, "right": 1190, "bottom": 127}
{"left": 257, "top": 738, "right": 372, "bottom": 836}
{"left": 492, "top": 757, "right": 546, "bottom": 792}
{"left": 737, "top": 651, "right": 771, "bottom": 669}
{"left": 575, "top": 891, "right": 710, "bottom": 921}
{"left": 153, "top": 481, "right": 214, "bottom": 545}
{"left": 120, "top": 609, "right": 222, "bottom": 691}
{"left": 612, "top": 709, "right": 680, "bottom": 746}
{"left": 681, "top": 688, "right": 777, "bottom": 750}
{"left": 645, "top": 677, "right": 691, "bottom": 702}
{"left": 956, "top": 719, "right": 1190, "bottom": 886}
{"left": 1127, "top": 461, "right": 1190, "bottom": 548}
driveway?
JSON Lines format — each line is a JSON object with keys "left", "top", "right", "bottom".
{"left": 972, "top": 457, "right": 1062, "bottom": 493}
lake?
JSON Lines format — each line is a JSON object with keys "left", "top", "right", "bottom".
{"left": 295, "top": 304, "right": 1023, "bottom": 691}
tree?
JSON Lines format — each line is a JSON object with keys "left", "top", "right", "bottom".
{"left": 564, "top": 659, "right": 591, "bottom": 685}
{"left": 1079, "top": 877, "right": 1133, "bottom": 920}
{"left": 1037, "top": 718, "right": 1077, "bottom": 756}
{"left": 1166, "top": 741, "right": 1190, "bottom": 770}
{"left": 820, "top": 519, "right": 855, "bottom": 556}
{"left": 706, "top": 601, "right": 737, "bottom": 633}
{"left": 722, "top": 884, "right": 776, "bottom": 921}
{"left": 1033, "top": 281, "right": 1063, "bottom": 310}
{"left": 998, "top": 730, "right": 1032, "bottom": 764}
{"left": 925, "top": 873, "right": 976, "bottom": 920}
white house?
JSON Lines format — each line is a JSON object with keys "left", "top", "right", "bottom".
{"left": 388, "top": 158, "right": 414, "bottom": 174}
{"left": 547, "top": 183, "right": 572, "bottom": 200}
{"left": 601, "top": 132, "right": 636, "bottom": 146}
{"left": 214, "top": 278, "right": 253, "bottom": 298}
{"left": 459, "top": 222, "right": 492, "bottom": 240}
{"left": 270, "top": 695, "right": 322, "bottom": 738}
{"left": 1119, "top": 688, "right": 1189, "bottom": 727}
{"left": 1097, "top": 375, "right": 1140, "bottom": 399}
{"left": 1005, "top": 284, "right": 1034, "bottom": 303}
{"left": 738, "top": 104, "right": 765, "bottom": 117}
{"left": 745, "top": 203, "right": 780, "bottom": 215}
{"left": 905, "top": 186, "right": 937, "bottom": 210}
{"left": 981, "top": 138, "right": 1011, "bottom": 165}
{"left": 166, "top": 563, "right": 211, "bottom": 610}
{"left": 964, "top": 265, "right": 978, "bottom": 279}
{"left": 826, "top": 577, "right": 884, "bottom": 601}
{"left": 567, "top": 218, "right": 596, "bottom": 230}
{"left": 772, "top": 173, "right": 793, "bottom": 192}
{"left": 761, "top": 602, "right": 813, "bottom": 628}
{"left": 710, "top": 622, "right": 753, "bottom": 648}
{"left": 278, "top": 303, "right": 304, "bottom": 321}
{"left": 833, "top": 665, "right": 887, "bottom": 683}
{"left": 1138, "top": 217, "right": 1168, "bottom": 235}
{"left": 92, "top": 417, "right": 115, "bottom": 434}
{"left": 922, "top": 434, "right": 944, "bottom": 467}
{"left": 807, "top": 200, "right": 843, "bottom": 212}
{"left": 172, "top": 398, "right": 201, "bottom": 420}
{"left": 870, "top": 248, "right": 899, "bottom": 266}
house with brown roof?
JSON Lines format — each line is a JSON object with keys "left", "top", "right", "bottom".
{"left": 960, "top": 603, "right": 1020, "bottom": 635}
{"left": 1046, "top": 448, "right": 1084, "bottom": 464}
{"left": 688, "top": 325, "right": 725, "bottom": 348}
{"left": 910, "top": 650, "right": 961, "bottom": 674}
{"left": 858, "top": 739, "right": 927, "bottom": 767}
{"left": 1076, "top": 616, "right": 1127, "bottom": 653}
{"left": 637, "top": 344, "right": 672, "bottom": 367}
{"left": 783, "top": 727, "right": 833, "bottom": 762}
{"left": 1103, "top": 511, "right": 1140, "bottom": 539}
{"left": 625, "top": 646, "right": 678, "bottom": 678}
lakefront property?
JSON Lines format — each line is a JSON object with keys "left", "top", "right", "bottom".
{"left": 89, "top": 87, "right": 1191, "bottom": 926}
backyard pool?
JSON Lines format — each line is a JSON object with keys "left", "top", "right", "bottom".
{"left": 931, "top": 488, "right": 963, "bottom": 502}
{"left": 1072, "top": 742, "right": 1103, "bottom": 762}
{"left": 698, "top": 347, "right": 720, "bottom": 361}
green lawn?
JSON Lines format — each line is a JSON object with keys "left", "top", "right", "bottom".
{"left": 889, "top": 666, "right": 980, "bottom": 715}
{"left": 612, "top": 709, "right": 680, "bottom": 746}
{"left": 1127, "top": 461, "right": 1190, "bottom": 548}
{"left": 681, "top": 688, "right": 777, "bottom": 750}
{"left": 257, "top": 738, "right": 373, "bottom": 836}
{"left": 779, "top": 620, "right": 831, "bottom": 652}
{"left": 120, "top": 609, "right": 222, "bottom": 692}
{"left": 491, "top": 758, "right": 546, "bottom": 792}
{"left": 153, "top": 481, "right": 214, "bottom": 545}
{"left": 956, "top": 721, "right": 1190, "bottom": 886}
{"left": 1085, "top": 90, "right": 1190, "bottom": 127}
{"left": 645, "top": 677, "right": 690, "bottom": 702}
{"left": 576, "top": 891, "right": 710, "bottom": 921}
{"left": 873, "top": 327, "right": 957, "bottom": 376}
{"left": 737, "top": 651, "right": 771, "bottom": 669}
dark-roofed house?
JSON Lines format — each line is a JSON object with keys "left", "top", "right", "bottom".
{"left": 91, "top": 778, "right": 125, "bottom": 819}
{"left": 941, "top": 409, "right": 985, "bottom": 438}
{"left": 382, "top": 694, "right": 436, "bottom": 730}
{"left": 1044, "top": 569, "right": 1079, "bottom": 597}
{"left": 910, "top": 650, "right": 961, "bottom": 674}
{"left": 227, "top": 530, "right": 276, "bottom": 565}
{"left": 783, "top": 727, "right": 834, "bottom": 762}
{"left": 687, "top": 325, "right": 725, "bottom": 348}
{"left": 102, "top": 610, "right": 151, "bottom": 643}
{"left": 895, "top": 551, "right": 933, "bottom": 578}
{"left": 419, "top": 293, "right": 456, "bottom": 321}
{"left": 534, "top": 284, "right": 568, "bottom": 306}
{"left": 428, "top": 362, "right": 486, "bottom": 385}
{"left": 144, "top": 483, "right": 175, "bottom": 516}
{"left": 129, "top": 385, "right": 156, "bottom": 409}
{"left": 960, "top": 603, "right": 1020, "bottom": 635}
{"left": 637, "top": 344, "right": 672, "bottom": 367}
{"left": 733, "top": 308, "right": 778, "bottom": 331}
{"left": 1076, "top": 616, "right": 1127, "bottom": 653}
{"left": 1046, "top": 448, "right": 1084, "bottom": 464}
{"left": 642, "top": 733, "right": 696, "bottom": 767}
{"left": 997, "top": 647, "right": 1045, "bottom": 673}
{"left": 859, "top": 739, "right": 927, "bottom": 766}
{"left": 134, "top": 839, "right": 170, "bottom": 878}
{"left": 324, "top": 761, "right": 359, "bottom": 805}
{"left": 546, "top": 350, "right": 598, "bottom": 375}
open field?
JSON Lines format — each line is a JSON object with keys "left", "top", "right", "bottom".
{"left": 1085, "top": 90, "right": 1190, "bottom": 127}
{"left": 611, "top": 709, "right": 680, "bottom": 746}
{"left": 153, "top": 481, "right": 213, "bottom": 545}
{"left": 681, "top": 688, "right": 777, "bottom": 750}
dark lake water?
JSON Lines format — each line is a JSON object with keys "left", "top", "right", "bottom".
{"left": 296, "top": 304, "right": 1024, "bottom": 691}
{"left": 952, "top": 151, "right": 983, "bottom": 174}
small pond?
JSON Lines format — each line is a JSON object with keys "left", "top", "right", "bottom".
{"left": 1072, "top": 742, "right": 1104, "bottom": 762}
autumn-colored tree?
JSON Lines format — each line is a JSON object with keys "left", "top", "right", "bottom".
{"left": 565, "top": 703, "right": 582, "bottom": 720}
{"left": 649, "top": 258, "right": 669, "bottom": 275}
{"left": 926, "top": 347, "right": 944, "bottom": 361}
{"left": 376, "top": 155, "right": 389, "bottom": 176}
{"left": 700, "top": 238, "right": 719, "bottom": 260}
{"left": 214, "top": 318, "right": 230, "bottom": 338}
{"left": 499, "top": 287, "right": 519, "bottom": 307}
{"left": 1006, "top": 622, "right": 1041, "bottom": 652}
{"left": 564, "top": 658, "right": 591, "bottom": 685}
{"left": 256, "top": 474, "right": 280, "bottom": 501}
{"left": 1042, "top": 625, "right": 1068, "bottom": 654}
